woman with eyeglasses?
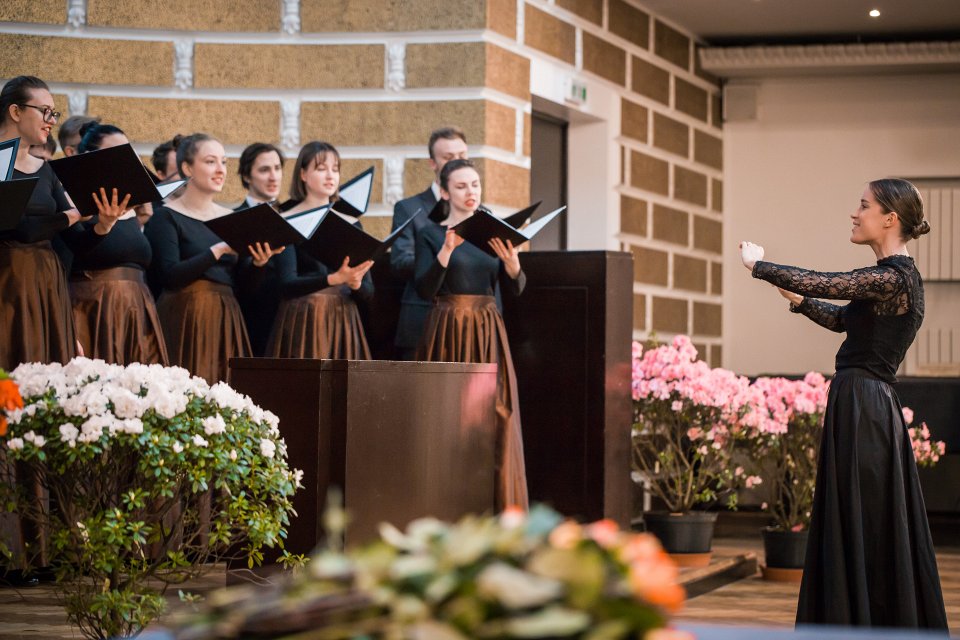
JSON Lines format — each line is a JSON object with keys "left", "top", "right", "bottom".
{"left": 0, "top": 75, "right": 89, "bottom": 371}
{"left": 0, "top": 76, "right": 113, "bottom": 586}
{"left": 60, "top": 121, "right": 169, "bottom": 366}
{"left": 145, "top": 133, "right": 279, "bottom": 384}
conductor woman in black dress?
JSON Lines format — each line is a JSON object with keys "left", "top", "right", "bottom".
{"left": 741, "top": 178, "right": 947, "bottom": 630}
{"left": 415, "top": 159, "right": 528, "bottom": 510}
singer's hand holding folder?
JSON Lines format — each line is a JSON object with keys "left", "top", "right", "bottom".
{"left": 295, "top": 165, "right": 413, "bottom": 268}
{"left": 429, "top": 200, "right": 567, "bottom": 256}
{"left": 0, "top": 137, "right": 38, "bottom": 232}
{"left": 49, "top": 143, "right": 186, "bottom": 216}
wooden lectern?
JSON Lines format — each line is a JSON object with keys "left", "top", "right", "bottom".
{"left": 229, "top": 359, "right": 498, "bottom": 552}
{"left": 503, "top": 250, "right": 634, "bottom": 527}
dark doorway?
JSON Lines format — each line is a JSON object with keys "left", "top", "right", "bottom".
{"left": 529, "top": 111, "right": 568, "bottom": 250}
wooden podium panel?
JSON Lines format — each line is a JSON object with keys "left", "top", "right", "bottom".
{"left": 229, "top": 359, "right": 497, "bottom": 551}
{"left": 503, "top": 251, "right": 634, "bottom": 527}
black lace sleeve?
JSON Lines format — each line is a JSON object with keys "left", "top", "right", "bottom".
{"left": 752, "top": 261, "right": 906, "bottom": 302}
{"left": 791, "top": 298, "right": 846, "bottom": 333}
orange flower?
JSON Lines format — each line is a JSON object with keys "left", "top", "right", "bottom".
{"left": 0, "top": 378, "right": 23, "bottom": 437}
{"left": 628, "top": 552, "right": 685, "bottom": 613}
{"left": 584, "top": 519, "right": 620, "bottom": 548}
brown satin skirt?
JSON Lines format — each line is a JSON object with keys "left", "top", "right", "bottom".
{"left": 417, "top": 294, "right": 529, "bottom": 511}
{"left": 266, "top": 286, "right": 371, "bottom": 360}
{"left": 70, "top": 266, "right": 169, "bottom": 366}
{"left": 0, "top": 240, "right": 76, "bottom": 370}
{"left": 157, "top": 280, "right": 251, "bottom": 384}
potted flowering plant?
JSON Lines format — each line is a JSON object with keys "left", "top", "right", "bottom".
{"left": 0, "top": 359, "right": 301, "bottom": 639}
{"left": 164, "top": 505, "right": 693, "bottom": 640}
{"left": 743, "top": 373, "right": 828, "bottom": 581}
{"left": 903, "top": 406, "right": 947, "bottom": 468}
{"left": 745, "top": 375, "right": 945, "bottom": 582}
{"left": 631, "top": 336, "right": 760, "bottom": 566}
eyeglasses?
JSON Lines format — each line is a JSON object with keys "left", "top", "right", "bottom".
{"left": 17, "top": 104, "right": 62, "bottom": 123}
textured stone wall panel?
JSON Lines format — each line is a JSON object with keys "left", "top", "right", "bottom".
{"left": 88, "top": 0, "right": 280, "bottom": 31}
{"left": 194, "top": 44, "right": 384, "bottom": 90}
{"left": 0, "top": 35, "right": 173, "bottom": 86}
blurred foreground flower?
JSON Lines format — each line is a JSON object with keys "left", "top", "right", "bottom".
{"left": 167, "top": 505, "right": 687, "bottom": 639}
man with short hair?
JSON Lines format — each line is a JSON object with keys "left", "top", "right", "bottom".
{"left": 233, "top": 142, "right": 286, "bottom": 357}
{"left": 151, "top": 135, "right": 182, "bottom": 181}
{"left": 390, "top": 126, "right": 468, "bottom": 360}
{"left": 29, "top": 136, "right": 57, "bottom": 161}
{"left": 57, "top": 115, "right": 98, "bottom": 157}
{"left": 235, "top": 142, "right": 284, "bottom": 211}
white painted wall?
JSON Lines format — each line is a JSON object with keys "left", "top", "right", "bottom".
{"left": 529, "top": 56, "right": 622, "bottom": 251}
{"left": 723, "top": 73, "right": 960, "bottom": 376}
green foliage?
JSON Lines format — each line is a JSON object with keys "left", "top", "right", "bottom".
{"left": 0, "top": 360, "right": 300, "bottom": 639}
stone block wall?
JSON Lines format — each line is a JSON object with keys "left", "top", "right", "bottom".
{"left": 1, "top": 0, "right": 724, "bottom": 361}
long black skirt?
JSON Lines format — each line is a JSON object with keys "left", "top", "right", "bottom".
{"left": 796, "top": 367, "right": 947, "bottom": 629}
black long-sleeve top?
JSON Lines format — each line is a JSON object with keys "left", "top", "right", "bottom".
{"left": 62, "top": 217, "right": 151, "bottom": 272}
{"left": 145, "top": 205, "right": 238, "bottom": 290}
{"left": 414, "top": 220, "right": 526, "bottom": 302}
{"left": 752, "top": 255, "right": 923, "bottom": 383}
{"left": 273, "top": 244, "right": 373, "bottom": 301}
{"left": 1, "top": 163, "right": 71, "bottom": 244}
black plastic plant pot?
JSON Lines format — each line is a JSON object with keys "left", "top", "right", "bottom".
{"left": 761, "top": 527, "right": 809, "bottom": 569}
{"left": 642, "top": 511, "right": 718, "bottom": 554}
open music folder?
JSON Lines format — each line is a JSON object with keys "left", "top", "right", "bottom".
{"left": 300, "top": 209, "right": 417, "bottom": 269}
{"left": 0, "top": 137, "right": 39, "bottom": 232}
{"left": 428, "top": 200, "right": 565, "bottom": 256}
{"left": 203, "top": 203, "right": 328, "bottom": 256}
{"left": 49, "top": 143, "right": 187, "bottom": 216}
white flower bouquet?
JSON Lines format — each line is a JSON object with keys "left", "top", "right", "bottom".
{"left": 0, "top": 358, "right": 301, "bottom": 639}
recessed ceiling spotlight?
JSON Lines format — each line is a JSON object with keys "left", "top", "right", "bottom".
{"left": 869, "top": 9, "right": 881, "bottom": 17}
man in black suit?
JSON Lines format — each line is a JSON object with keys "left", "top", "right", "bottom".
{"left": 235, "top": 142, "right": 284, "bottom": 212}
{"left": 390, "top": 126, "right": 468, "bottom": 360}
{"left": 234, "top": 142, "right": 285, "bottom": 356}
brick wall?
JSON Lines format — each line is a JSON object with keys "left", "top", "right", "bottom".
{"left": 1, "top": 0, "right": 723, "bottom": 360}
{"left": 505, "top": 0, "right": 723, "bottom": 363}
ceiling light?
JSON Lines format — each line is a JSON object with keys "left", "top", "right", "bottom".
{"left": 869, "top": 9, "right": 881, "bottom": 17}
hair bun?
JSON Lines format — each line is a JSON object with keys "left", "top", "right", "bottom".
{"left": 911, "top": 220, "right": 931, "bottom": 239}
{"left": 78, "top": 120, "right": 100, "bottom": 138}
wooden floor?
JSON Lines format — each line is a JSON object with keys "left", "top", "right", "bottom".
{"left": 1, "top": 539, "right": 958, "bottom": 638}
{"left": 676, "top": 539, "right": 960, "bottom": 636}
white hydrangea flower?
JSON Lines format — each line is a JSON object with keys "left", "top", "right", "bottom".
{"left": 202, "top": 414, "right": 227, "bottom": 436}
{"left": 106, "top": 385, "right": 147, "bottom": 419}
{"left": 7, "top": 438, "right": 24, "bottom": 450}
{"left": 5, "top": 408, "right": 23, "bottom": 425}
{"left": 259, "top": 439, "right": 276, "bottom": 459}
{"left": 22, "top": 431, "right": 45, "bottom": 447}
{"left": 172, "top": 441, "right": 184, "bottom": 454}
{"left": 192, "top": 434, "right": 208, "bottom": 448}
{"left": 147, "top": 387, "right": 187, "bottom": 420}
{"left": 292, "top": 468, "right": 304, "bottom": 488}
{"left": 59, "top": 423, "right": 79, "bottom": 444}
{"left": 79, "top": 415, "right": 113, "bottom": 443}
{"left": 121, "top": 418, "right": 143, "bottom": 435}
{"left": 206, "top": 383, "right": 248, "bottom": 413}
{"left": 263, "top": 411, "right": 280, "bottom": 436}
